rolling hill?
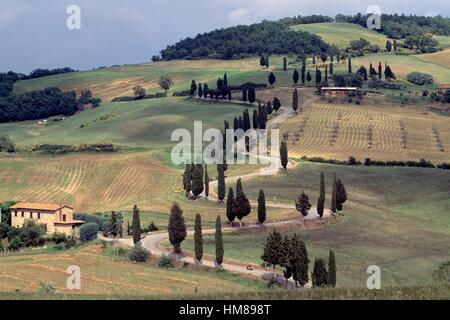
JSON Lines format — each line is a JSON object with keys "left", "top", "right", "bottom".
{"left": 291, "top": 23, "right": 389, "bottom": 48}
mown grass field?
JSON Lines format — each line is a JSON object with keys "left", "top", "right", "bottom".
{"left": 280, "top": 96, "right": 450, "bottom": 163}
{"left": 291, "top": 23, "right": 389, "bottom": 49}
{"left": 179, "top": 163, "right": 450, "bottom": 288}
{"left": 419, "top": 48, "right": 450, "bottom": 69}
{"left": 0, "top": 243, "right": 262, "bottom": 297}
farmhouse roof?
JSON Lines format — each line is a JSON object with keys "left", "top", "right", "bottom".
{"left": 321, "top": 87, "right": 358, "bottom": 90}
{"left": 10, "top": 202, "right": 73, "bottom": 211}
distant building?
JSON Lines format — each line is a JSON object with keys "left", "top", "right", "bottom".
{"left": 321, "top": 87, "right": 358, "bottom": 97}
{"left": 436, "top": 84, "right": 450, "bottom": 96}
{"left": 10, "top": 202, "right": 84, "bottom": 235}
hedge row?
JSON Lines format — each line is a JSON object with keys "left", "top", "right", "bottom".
{"left": 111, "top": 92, "right": 167, "bottom": 102}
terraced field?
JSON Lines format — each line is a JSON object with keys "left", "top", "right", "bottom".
{"left": 281, "top": 98, "right": 450, "bottom": 162}
{"left": 13, "top": 58, "right": 279, "bottom": 101}
{"left": 0, "top": 244, "right": 261, "bottom": 297}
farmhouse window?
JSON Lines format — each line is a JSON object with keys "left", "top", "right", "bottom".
{"left": 14, "top": 211, "right": 17, "bottom": 217}
{"left": 38, "top": 213, "right": 41, "bottom": 219}
{"left": 30, "top": 212, "right": 33, "bottom": 219}
{"left": 63, "top": 214, "right": 66, "bottom": 222}
{"left": 21, "top": 211, "right": 24, "bottom": 217}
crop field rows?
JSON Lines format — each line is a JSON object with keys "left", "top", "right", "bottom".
{"left": 281, "top": 102, "right": 450, "bottom": 162}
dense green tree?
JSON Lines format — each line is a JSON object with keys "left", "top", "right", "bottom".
{"left": 268, "top": 72, "right": 276, "bottom": 86}
{"left": 217, "top": 164, "right": 226, "bottom": 202}
{"left": 257, "top": 189, "right": 266, "bottom": 224}
{"left": 190, "top": 80, "right": 197, "bottom": 96}
{"left": 280, "top": 141, "right": 288, "bottom": 170}
{"left": 328, "top": 250, "right": 337, "bottom": 287}
{"left": 384, "top": 65, "right": 395, "bottom": 79}
{"left": 109, "top": 211, "right": 119, "bottom": 237}
{"left": 331, "top": 174, "right": 337, "bottom": 214}
{"left": 191, "top": 164, "right": 204, "bottom": 198}
{"left": 283, "top": 56, "right": 287, "bottom": 71}
{"left": 261, "top": 230, "right": 283, "bottom": 280}
{"left": 232, "top": 179, "right": 251, "bottom": 224}
{"left": 386, "top": 40, "right": 392, "bottom": 52}
{"left": 168, "top": 202, "right": 187, "bottom": 253}
{"left": 336, "top": 178, "right": 347, "bottom": 211}
{"left": 292, "top": 88, "right": 299, "bottom": 114}
{"left": 203, "top": 83, "right": 209, "bottom": 99}
{"left": 194, "top": 213, "right": 203, "bottom": 262}
{"left": 226, "top": 187, "right": 235, "bottom": 223}
{"left": 198, "top": 83, "right": 203, "bottom": 98}
{"left": 132, "top": 204, "right": 141, "bottom": 244}
{"left": 357, "top": 65, "right": 368, "bottom": 81}
{"left": 306, "top": 71, "right": 312, "bottom": 83}
{"left": 280, "top": 235, "right": 293, "bottom": 287}
{"left": 182, "top": 164, "right": 192, "bottom": 195}
{"left": 301, "top": 60, "right": 306, "bottom": 83}
{"left": 348, "top": 57, "right": 352, "bottom": 73}
{"left": 320, "top": 52, "right": 327, "bottom": 62}
{"left": 273, "top": 97, "right": 281, "bottom": 113}
{"left": 378, "top": 62, "right": 383, "bottom": 79}
{"left": 317, "top": 172, "right": 326, "bottom": 218}
{"left": 204, "top": 165, "right": 209, "bottom": 198}
{"left": 215, "top": 215, "right": 224, "bottom": 266}
{"left": 293, "top": 68, "right": 299, "bottom": 84}
{"left": 248, "top": 87, "right": 256, "bottom": 104}
{"left": 252, "top": 109, "right": 259, "bottom": 129}
{"left": 296, "top": 237, "right": 309, "bottom": 287}
{"left": 393, "top": 39, "right": 398, "bottom": 51}
{"left": 295, "top": 192, "right": 312, "bottom": 217}
{"left": 312, "top": 258, "right": 329, "bottom": 287}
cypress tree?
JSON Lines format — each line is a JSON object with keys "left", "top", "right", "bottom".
{"left": 265, "top": 55, "right": 270, "bottom": 68}
{"left": 257, "top": 189, "right": 266, "bottom": 224}
{"left": 252, "top": 109, "right": 259, "bottom": 129}
{"left": 248, "top": 87, "right": 256, "bottom": 104}
{"left": 168, "top": 202, "right": 187, "bottom": 254}
{"left": 217, "top": 164, "right": 226, "bottom": 202}
{"left": 215, "top": 215, "right": 224, "bottom": 266}
{"left": 369, "top": 62, "right": 377, "bottom": 77}
{"left": 203, "top": 83, "right": 208, "bottom": 99}
{"left": 244, "top": 109, "right": 251, "bottom": 131}
{"left": 386, "top": 40, "right": 392, "bottom": 52}
{"left": 272, "top": 97, "right": 281, "bottom": 113}
{"left": 280, "top": 235, "right": 293, "bottom": 287}
{"left": 312, "top": 54, "right": 316, "bottom": 65}
{"left": 280, "top": 140, "right": 288, "bottom": 171}
{"left": 306, "top": 71, "right": 312, "bottom": 83}
{"left": 261, "top": 230, "right": 283, "bottom": 281}
{"left": 260, "top": 55, "right": 266, "bottom": 67}
{"left": 204, "top": 165, "right": 209, "bottom": 198}
{"left": 194, "top": 213, "right": 203, "bottom": 262}
{"left": 242, "top": 88, "right": 247, "bottom": 102}
{"left": 348, "top": 57, "right": 352, "bottom": 73}
{"left": 301, "top": 60, "right": 306, "bottom": 84}
{"left": 385, "top": 65, "right": 395, "bottom": 79}
{"left": 110, "top": 211, "right": 118, "bottom": 237}
{"left": 132, "top": 204, "right": 141, "bottom": 244}
{"left": 292, "top": 88, "right": 299, "bottom": 114}
{"left": 328, "top": 250, "right": 337, "bottom": 287}
{"left": 357, "top": 65, "right": 368, "bottom": 81}
{"left": 268, "top": 72, "right": 276, "bottom": 86}
{"left": 393, "top": 39, "right": 398, "bottom": 51}
{"left": 223, "top": 73, "right": 228, "bottom": 89}
{"left": 191, "top": 164, "right": 204, "bottom": 198}
{"left": 329, "top": 62, "right": 334, "bottom": 75}
{"left": 295, "top": 191, "right": 312, "bottom": 217}
{"left": 233, "top": 117, "right": 239, "bottom": 131}
{"left": 227, "top": 88, "right": 232, "bottom": 101}
{"left": 266, "top": 100, "right": 273, "bottom": 115}
{"left": 293, "top": 68, "right": 299, "bottom": 84}
{"left": 283, "top": 56, "right": 287, "bottom": 71}
{"left": 198, "top": 83, "right": 203, "bottom": 98}
{"left": 312, "top": 258, "right": 329, "bottom": 287}
{"left": 232, "top": 178, "right": 251, "bottom": 225}
{"left": 258, "top": 104, "right": 267, "bottom": 129}
{"left": 238, "top": 116, "right": 244, "bottom": 131}
{"left": 293, "top": 237, "right": 309, "bottom": 287}
{"left": 317, "top": 172, "right": 325, "bottom": 218}
{"left": 127, "top": 220, "right": 131, "bottom": 236}
{"left": 226, "top": 187, "right": 235, "bottom": 223}
{"left": 331, "top": 174, "right": 337, "bottom": 214}
{"left": 324, "top": 65, "right": 328, "bottom": 84}
{"left": 315, "top": 68, "right": 322, "bottom": 85}
{"left": 190, "top": 80, "right": 197, "bottom": 96}
{"left": 336, "top": 177, "right": 347, "bottom": 211}
{"left": 378, "top": 62, "right": 382, "bottom": 79}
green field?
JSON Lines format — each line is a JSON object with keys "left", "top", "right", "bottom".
{"left": 435, "top": 36, "right": 450, "bottom": 49}
{"left": 178, "top": 163, "right": 450, "bottom": 288}
{"left": 291, "top": 23, "right": 389, "bottom": 48}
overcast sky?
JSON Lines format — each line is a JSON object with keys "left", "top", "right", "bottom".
{"left": 1, "top": 0, "right": 449, "bottom": 73}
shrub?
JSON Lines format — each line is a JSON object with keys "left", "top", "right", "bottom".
{"left": 18, "top": 221, "right": 45, "bottom": 247}
{"left": 74, "top": 213, "right": 110, "bottom": 231}
{"left": 158, "top": 254, "right": 175, "bottom": 268}
{"left": 79, "top": 222, "right": 99, "bottom": 242}
{"left": 8, "top": 236, "right": 23, "bottom": 251}
{"left": 37, "top": 282, "right": 56, "bottom": 294}
{"left": 102, "top": 221, "right": 110, "bottom": 237}
{"left": 432, "top": 261, "right": 450, "bottom": 283}
{"left": 129, "top": 243, "right": 150, "bottom": 263}
{"left": 143, "top": 222, "right": 158, "bottom": 233}
{"left": 407, "top": 72, "right": 434, "bottom": 85}
{"left": 52, "top": 233, "right": 67, "bottom": 244}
